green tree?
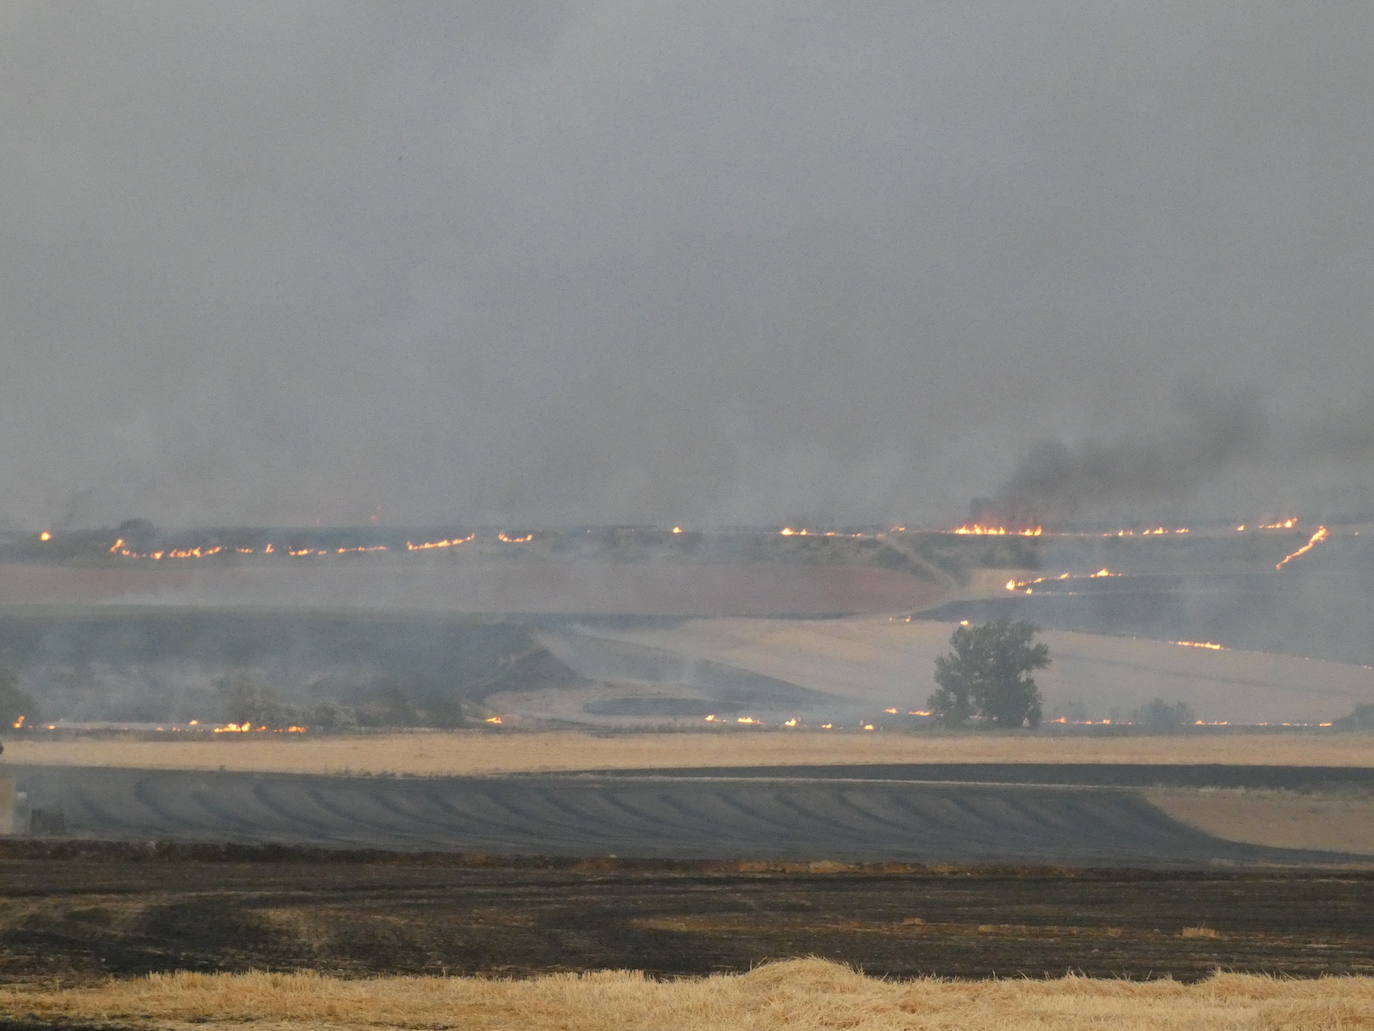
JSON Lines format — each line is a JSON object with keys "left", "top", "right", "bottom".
{"left": 929, "top": 620, "right": 1049, "bottom": 728}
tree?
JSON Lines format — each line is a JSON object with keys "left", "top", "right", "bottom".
{"left": 1132, "top": 697, "right": 1195, "bottom": 732}
{"left": 929, "top": 620, "right": 1050, "bottom": 728}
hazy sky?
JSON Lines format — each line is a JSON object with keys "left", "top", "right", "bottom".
{"left": 4, "top": 2, "right": 1371, "bottom": 529}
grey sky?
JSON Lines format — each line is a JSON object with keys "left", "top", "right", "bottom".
{"left": 4, "top": 2, "right": 1371, "bottom": 529}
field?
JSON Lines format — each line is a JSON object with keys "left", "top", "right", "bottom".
{"left": 1, "top": 843, "right": 1373, "bottom": 989}
{"left": 4, "top": 538, "right": 1374, "bottom": 1027}
{"left": 3, "top": 960, "right": 1372, "bottom": 1031}
{"left": 9, "top": 728, "right": 1374, "bottom": 777}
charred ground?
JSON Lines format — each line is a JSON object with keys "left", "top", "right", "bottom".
{"left": 0, "top": 840, "right": 1371, "bottom": 985}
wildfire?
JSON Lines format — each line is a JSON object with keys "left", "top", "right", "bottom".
{"left": 952, "top": 524, "right": 1043, "bottom": 536}
{"left": 783, "top": 717, "right": 798, "bottom": 727}
{"left": 405, "top": 535, "right": 475, "bottom": 551}
{"left": 1275, "top": 526, "right": 1329, "bottom": 570}
{"left": 497, "top": 532, "right": 533, "bottom": 543}
{"left": 484, "top": 716, "right": 504, "bottom": 725}
{"left": 38, "top": 531, "right": 52, "bottom": 541}
{"left": 1006, "top": 568, "right": 1119, "bottom": 591}
{"left": 211, "top": 722, "right": 306, "bottom": 733}
{"left": 1259, "top": 518, "right": 1299, "bottom": 530}
{"left": 1176, "top": 640, "right": 1226, "bottom": 651}
{"left": 736, "top": 716, "right": 759, "bottom": 724}
{"left": 11, "top": 715, "right": 25, "bottom": 729}
{"left": 704, "top": 714, "right": 719, "bottom": 722}
{"left": 671, "top": 526, "right": 683, "bottom": 534}
{"left": 1111, "top": 527, "right": 1190, "bottom": 537}
{"left": 861, "top": 723, "right": 875, "bottom": 731}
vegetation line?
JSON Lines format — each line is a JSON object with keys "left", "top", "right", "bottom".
{"left": 2, "top": 958, "right": 1371, "bottom": 1030}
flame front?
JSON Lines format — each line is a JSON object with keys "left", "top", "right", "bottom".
{"left": 952, "top": 524, "right": 1042, "bottom": 536}
{"left": 406, "top": 535, "right": 475, "bottom": 551}
{"left": 1006, "top": 568, "right": 1118, "bottom": 591}
{"left": 1275, "top": 526, "right": 1329, "bottom": 570}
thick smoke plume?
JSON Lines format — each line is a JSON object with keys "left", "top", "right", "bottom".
{"left": 981, "top": 393, "right": 1374, "bottom": 526}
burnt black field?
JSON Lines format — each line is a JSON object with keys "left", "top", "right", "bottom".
{"left": 1, "top": 840, "right": 1372, "bottom": 983}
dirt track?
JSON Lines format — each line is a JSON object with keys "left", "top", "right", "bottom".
{"left": 8, "top": 764, "right": 1356, "bottom": 868}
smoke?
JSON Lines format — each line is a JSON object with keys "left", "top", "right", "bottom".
{"left": 983, "top": 392, "right": 1265, "bottom": 523}
{"left": 983, "top": 391, "right": 1374, "bottom": 525}
{"left": 3, "top": 3, "right": 1372, "bottom": 529}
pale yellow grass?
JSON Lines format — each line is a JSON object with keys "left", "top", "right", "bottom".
{"left": 7, "top": 730, "right": 1374, "bottom": 778}
{"left": 1150, "top": 789, "right": 1374, "bottom": 856}
{"left": 2, "top": 959, "right": 1371, "bottom": 1030}
{"left": 575, "top": 617, "right": 1374, "bottom": 724}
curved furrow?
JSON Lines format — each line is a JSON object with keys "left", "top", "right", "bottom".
{"left": 300, "top": 786, "right": 459, "bottom": 849}
{"left": 937, "top": 789, "right": 1044, "bottom": 847}
{"left": 66, "top": 778, "right": 169, "bottom": 836}
{"left": 345, "top": 781, "right": 531, "bottom": 847}
{"left": 648, "top": 788, "right": 793, "bottom": 846}
{"left": 769, "top": 786, "right": 926, "bottom": 845}
{"left": 706, "top": 785, "right": 832, "bottom": 844}
{"left": 474, "top": 784, "right": 643, "bottom": 853}
{"left": 824, "top": 788, "right": 955, "bottom": 852}
{"left": 884, "top": 789, "right": 1000, "bottom": 844}
{"left": 182, "top": 781, "right": 314, "bottom": 840}
{"left": 251, "top": 780, "right": 375, "bottom": 844}
{"left": 504, "top": 784, "right": 685, "bottom": 850}
{"left": 411, "top": 782, "right": 584, "bottom": 847}
{"left": 939, "top": 790, "right": 1074, "bottom": 848}
{"left": 573, "top": 784, "right": 750, "bottom": 844}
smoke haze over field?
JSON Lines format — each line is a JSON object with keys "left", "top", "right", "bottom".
{"left": 4, "top": 2, "right": 1372, "bottom": 529}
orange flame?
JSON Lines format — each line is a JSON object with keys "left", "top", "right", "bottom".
{"left": 783, "top": 717, "right": 798, "bottom": 727}
{"left": 38, "top": 531, "right": 52, "bottom": 542}
{"left": 1176, "top": 640, "right": 1226, "bottom": 651}
{"left": 1007, "top": 568, "right": 1119, "bottom": 591}
{"left": 1259, "top": 518, "right": 1298, "bottom": 530}
{"left": 484, "top": 715, "right": 504, "bottom": 725}
{"left": 1275, "top": 526, "right": 1329, "bottom": 570}
{"left": 405, "top": 535, "right": 475, "bottom": 551}
{"left": 11, "top": 715, "right": 25, "bottom": 729}
{"left": 736, "top": 716, "right": 759, "bottom": 724}
{"left": 953, "top": 524, "right": 1042, "bottom": 536}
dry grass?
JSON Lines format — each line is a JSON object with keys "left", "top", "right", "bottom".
{"left": 6, "top": 730, "right": 1374, "bottom": 778}
{"left": 2, "top": 959, "right": 1371, "bottom": 1030}
{"left": 1149, "top": 788, "right": 1374, "bottom": 856}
